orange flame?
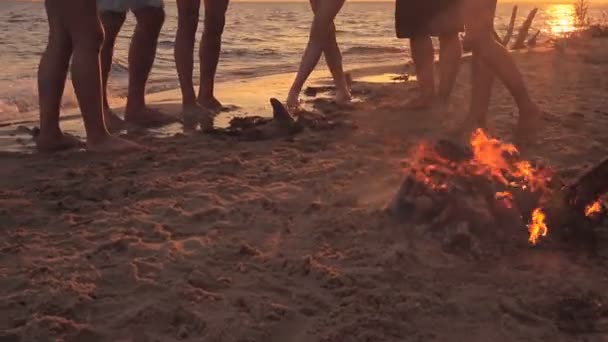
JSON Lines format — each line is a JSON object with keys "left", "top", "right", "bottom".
{"left": 469, "top": 129, "right": 550, "bottom": 192}
{"left": 528, "top": 208, "right": 548, "bottom": 245}
{"left": 585, "top": 200, "right": 602, "bottom": 217}
{"left": 403, "top": 129, "right": 555, "bottom": 246}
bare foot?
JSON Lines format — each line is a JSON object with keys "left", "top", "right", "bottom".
{"left": 125, "top": 107, "right": 177, "bottom": 128}
{"left": 198, "top": 96, "right": 223, "bottom": 113}
{"left": 34, "top": 129, "right": 85, "bottom": 153}
{"left": 182, "top": 104, "right": 214, "bottom": 132}
{"left": 335, "top": 90, "right": 352, "bottom": 106}
{"left": 286, "top": 89, "right": 303, "bottom": 110}
{"left": 87, "top": 135, "right": 143, "bottom": 153}
{"left": 403, "top": 95, "right": 435, "bottom": 110}
{"left": 104, "top": 108, "right": 127, "bottom": 133}
{"left": 515, "top": 103, "right": 542, "bottom": 146}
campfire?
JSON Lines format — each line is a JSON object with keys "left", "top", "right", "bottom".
{"left": 389, "top": 129, "right": 607, "bottom": 252}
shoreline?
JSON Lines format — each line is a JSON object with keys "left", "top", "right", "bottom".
{"left": 0, "top": 60, "right": 416, "bottom": 153}
{"left": 0, "top": 45, "right": 559, "bottom": 154}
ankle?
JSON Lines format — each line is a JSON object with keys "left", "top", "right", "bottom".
{"left": 85, "top": 127, "right": 112, "bottom": 144}
{"left": 38, "top": 124, "right": 62, "bottom": 138}
{"left": 125, "top": 103, "right": 145, "bottom": 118}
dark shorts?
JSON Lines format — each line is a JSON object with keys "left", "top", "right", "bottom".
{"left": 395, "top": 0, "right": 464, "bottom": 38}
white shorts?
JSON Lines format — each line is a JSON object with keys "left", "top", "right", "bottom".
{"left": 97, "top": 0, "right": 164, "bottom": 13}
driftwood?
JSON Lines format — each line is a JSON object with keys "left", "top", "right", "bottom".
{"left": 527, "top": 30, "right": 541, "bottom": 47}
{"left": 207, "top": 98, "right": 354, "bottom": 140}
{"left": 502, "top": 5, "right": 519, "bottom": 46}
{"left": 207, "top": 98, "right": 301, "bottom": 140}
{"left": 512, "top": 8, "right": 538, "bottom": 49}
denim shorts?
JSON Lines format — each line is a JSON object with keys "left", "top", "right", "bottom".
{"left": 97, "top": 0, "right": 164, "bottom": 13}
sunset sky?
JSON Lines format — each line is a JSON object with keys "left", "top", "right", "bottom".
{"left": 9, "top": 0, "right": 605, "bottom": 2}
{"left": 232, "top": 0, "right": 599, "bottom": 2}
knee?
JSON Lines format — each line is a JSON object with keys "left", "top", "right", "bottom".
{"left": 135, "top": 6, "right": 165, "bottom": 31}
{"left": 73, "top": 24, "right": 105, "bottom": 54}
{"left": 178, "top": 10, "right": 199, "bottom": 32}
{"left": 100, "top": 11, "right": 127, "bottom": 32}
{"left": 203, "top": 15, "right": 226, "bottom": 38}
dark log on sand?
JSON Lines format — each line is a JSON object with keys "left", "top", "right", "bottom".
{"left": 541, "top": 157, "right": 608, "bottom": 245}
{"left": 564, "top": 157, "right": 608, "bottom": 214}
{"left": 502, "top": 5, "right": 519, "bottom": 46}
{"left": 207, "top": 98, "right": 301, "bottom": 140}
{"left": 512, "top": 8, "right": 538, "bottom": 50}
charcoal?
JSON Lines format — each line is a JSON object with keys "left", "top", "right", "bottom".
{"left": 435, "top": 139, "right": 473, "bottom": 163}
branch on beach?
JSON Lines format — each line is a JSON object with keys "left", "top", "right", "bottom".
{"left": 511, "top": 8, "right": 539, "bottom": 50}
{"left": 527, "top": 30, "right": 541, "bottom": 47}
{"left": 502, "top": 5, "right": 519, "bottom": 46}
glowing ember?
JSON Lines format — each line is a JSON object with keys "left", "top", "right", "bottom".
{"left": 585, "top": 200, "right": 602, "bottom": 217}
{"left": 528, "top": 208, "right": 549, "bottom": 245}
{"left": 495, "top": 191, "right": 514, "bottom": 208}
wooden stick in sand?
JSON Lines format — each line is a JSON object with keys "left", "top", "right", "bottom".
{"left": 512, "top": 8, "right": 539, "bottom": 50}
{"left": 527, "top": 30, "right": 541, "bottom": 47}
{"left": 502, "top": 5, "right": 519, "bottom": 46}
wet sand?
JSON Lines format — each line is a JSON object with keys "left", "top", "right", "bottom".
{"left": 1, "top": 39, "right": 608, "bottom": 342}
{"left": 0, "top": 62, "right": 406, "bottom": 153}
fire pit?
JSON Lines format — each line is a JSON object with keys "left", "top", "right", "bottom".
{"left": 388, "top": 129, "right": 607, "bottom": 254}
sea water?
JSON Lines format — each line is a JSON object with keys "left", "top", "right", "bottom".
{"left": 0, "top": 1, "right": 606, "bottom": 124}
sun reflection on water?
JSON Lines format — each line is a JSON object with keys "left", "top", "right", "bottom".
{"left": 546, "top": 4, "right": 577, "bottom": 35}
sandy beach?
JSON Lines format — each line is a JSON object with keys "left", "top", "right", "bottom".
{"left": 2, "top": 37, "right": 608, "bottom": 342}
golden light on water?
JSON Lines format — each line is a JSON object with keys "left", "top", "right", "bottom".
{"left": 546, "top": 4, "right": 576, "bottom": 35}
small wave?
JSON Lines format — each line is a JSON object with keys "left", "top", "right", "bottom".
{"left": 157, "top": 40, "right": 175, "bottom": 49}
{"left": 0, "top": 78, "right": 79, "bottom": 124}
{"left": 224, "top": 48, "right": 280, "bottom": 57}
{"left": 240, "top": 37, "right": 267, "bottom": 43}
{"left": 343, "top": 46, "right": 404, "bottom": 55}
{"left": 110, "top": 62, "right": 129, "bottom": 74}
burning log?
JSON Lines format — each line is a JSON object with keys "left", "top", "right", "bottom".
{"left": 512, "top": 8, "right": 538, "bottom": 50}
{"left": 389, "top": 129, "right": 607, "bottom": 252}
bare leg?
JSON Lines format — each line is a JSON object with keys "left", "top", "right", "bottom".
{"left": 437, "top": 32, "right": 462, "bottom": 104}
{"left": 99, "top": 11, "right": 127, "bottom": 132}
{"left": 464, "top": 0, "right": 540, "bottom": 143}
{"left": 287, "top": 0, "right": 346, "bottom": 109}
{"left": 175, "top": 0, "right": 200, "bottom": 109}
{"left": 125, "top": 6, "right": 174, "bottom": 127}
{"left": 198, "top": 0, "right": 229, "bottom": 112}
{"left": 466, "top": 53, "right": 494, "bottom": 130}
{"left": 37, "top": 0, "right": 82, "bottom": 152}
{"left": 309, "top": 0, "right": 350, "bottom": 104}
{"left": 175, "top": 0, "right": 213, "bottom": 130}
{"left": 407, "top": 34, "right": 436, "bottom": 109}
{"left": 65, "top": 0, "right": 140, "bottom": 152}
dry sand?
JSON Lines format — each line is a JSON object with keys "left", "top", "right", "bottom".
{"left": 2, "top": 39, "right": 608, "bottom": 342}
